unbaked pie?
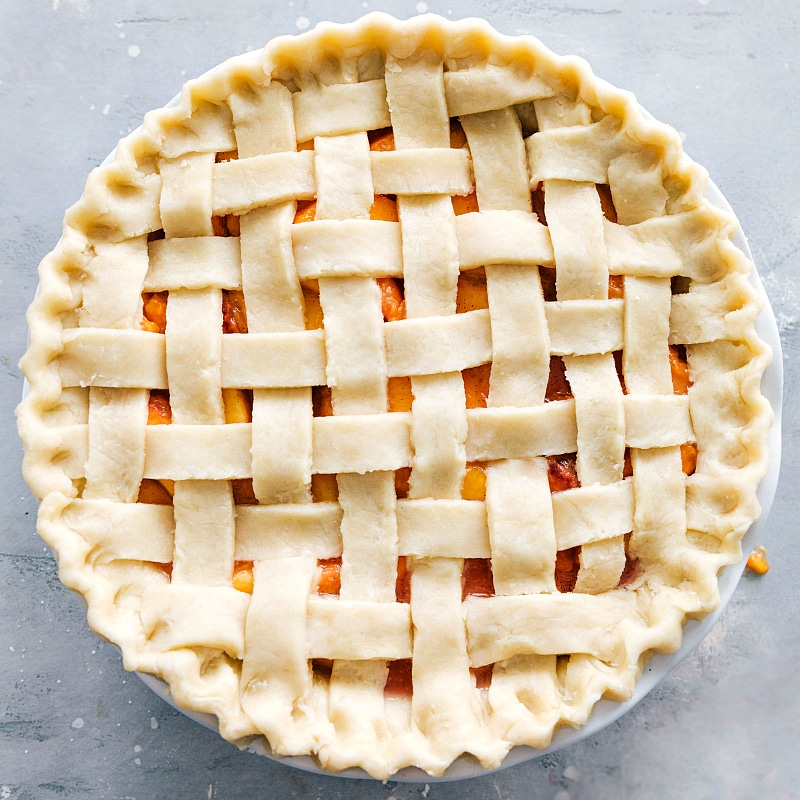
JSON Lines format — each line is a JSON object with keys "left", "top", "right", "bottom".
{"left": 18, "top": 13, "right": 773, "bottom": 779}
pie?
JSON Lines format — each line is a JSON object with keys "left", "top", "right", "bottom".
{"left": 18, "top": 13, "right": 773, "bottom": 779}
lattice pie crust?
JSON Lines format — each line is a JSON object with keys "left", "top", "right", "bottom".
{"left": 18, "top": 14, "right": 772, "bottom": 778}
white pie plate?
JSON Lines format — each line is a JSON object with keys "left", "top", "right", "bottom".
{"left": 128, "top": 176, "right": 782, "bottom": 782}
{"left": 27, "top": 75, "right": 782, "bottom": 781}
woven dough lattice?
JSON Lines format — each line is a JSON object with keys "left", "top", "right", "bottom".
{"left": 19, "top": 14, "right": 772, "bottom": 779}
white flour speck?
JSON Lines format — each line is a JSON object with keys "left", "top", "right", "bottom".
{"left": 421, "top": 784, "right": 430, "bottom": 798}
{"left": 71, "top": 717, "right": 84, "bottom": 729}
{"left": 1, "top": 786, "right": 12, "bottom": 799}
{"left": 134, "top": 757, "right": 141, "bottom": 765}
{"left": 119, "top": 32, "right": 126, "bottom": 39}
{"left": 150, "top": 716, "right": 159, "bottom": 729}
{"left": 563, "top": 765, "right": 580, "bottom": 780}
{"left": 127, "top": 44, "right": 140, "bottom": 58}
{"left": 134, "top": 744, "right": 142, "bottom": 753}
{"left": 296, "top": 16, "right": 309, "bottom": 30}
{"left": 102, "top": 104, "right": 110, "bottom": 115}
{"left": 416, "top": 2, "right": 428, "bottom": 12}
{"left": 698, "top": 0, "right": 710, "bottom": 5}
{"left": 53, "top": 0, "right": 91, "bottom": 13}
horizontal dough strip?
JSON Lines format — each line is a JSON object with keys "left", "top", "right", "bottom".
{"left": 526, "top": 115, "right": 631, "bottom": 185}
{"left": 140, "top": 585, "right": 412, "bottom": 661}
{"left": 59, "top": 299, "right": 631, "bottom": 389}
{"left": 669, "top": 272, "right": 763, "bottom": 345}
{"left": 455, "top": 210, "right": 554, "bottom": 268}
{"left": 369, "top": 148, "right": 473, "bottom": 196}
{"left": 443, "top": 62, "right": 557, "bottom": 117}
{"left": 49, "top": 392, "right": 690, "bottom": 484}
{"left": 305, "top": 598, "right": 412, "bottom": 660}
{"left": 143, "top": 423, "right": 253, "bottom": 479}
{"left": 221, "top": 331, "right": 327, "bottom": 387}
{"left": 465, "top": 401, "right": 578, "bottom": 460}
{"left": 140, "top": 584, "right": 249, "bottom": 657}
{"left": 211, "top": 150, "right": 316, "bottom": 216}
{"left": 291, "top": 219, "right": 404, "bottom": 279}
{"left": 464, "top": 592, "right": 636, "bottom": 667}
{"left": 59, "top": 329, "right": 168, "bottom": 389}
{"left": 385, "top": 310, "right": 492, "bottom": 375}
{"left": 469, "top": 394, "right": 695, "bottom": 455}
{"left": 624, "top": 395, "right": 693, "bottom": 448}
{"left": 137, "top": 580, "right": 653, "bottom": 694}
{"left": 396, "top": 302, "right": 625, "bottom": 375}
{"left": 137, "top": 415, "right": 414, "bottom": 478}
{"left": 236, "top": 503, "right": 343, "bottom": 559}
{"left": 311, "top": 413, "right": 413, "bottom": 474}
{"left": 145, "top": 236, "right": 242, "bottom": 291}
{"left": 292, "top": 78, "right": 391, "bottom": 142}
{"left": 604, "top": 207, "right": 737, "bottom": 283}
{"left": 252, "top": 211, "right": 555, "bottom": 280}
{"left": 62, "top": 481, "right": 635, "bottom": 565}
{"left": 545, "top": 299, "right": 623, "bottom": 356}
{"left": 79, "top": 205, "right": 740, "bottom": 303}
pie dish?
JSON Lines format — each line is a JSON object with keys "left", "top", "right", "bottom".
{"left": 18, "top": 13, "right": 773, "bottom": 780}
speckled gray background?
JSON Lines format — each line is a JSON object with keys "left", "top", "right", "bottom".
{"left": 2, "top": 1, "right": 798, "bottom": 798}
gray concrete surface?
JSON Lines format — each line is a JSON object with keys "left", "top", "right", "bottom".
{"left": 2, "top": 1, "right": 798, "bottom": 798}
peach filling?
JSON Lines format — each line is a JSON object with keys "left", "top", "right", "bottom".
{"left": 745, "top": 546, "right": 770, "bottom": 575}
{"left": 138, "top": 124, "right": 697, "bottom": 699}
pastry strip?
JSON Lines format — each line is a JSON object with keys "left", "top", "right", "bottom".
{"left": 159, "top": 153, "right": 215, "bottom": 238}
{"left": 145, "top": 237, "right": 241, "bottom": 290}
{"left": 79, "top": 237, "right": 149, "bottom": 329}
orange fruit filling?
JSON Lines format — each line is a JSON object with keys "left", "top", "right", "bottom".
{"left": 140, "top": 291, "right": 168, "bottom": 334}
{"left": 462, "top": 558, "right": 494, "bottom": 601}
{"left": 222, "top": 290, "right": 248, "bottom": 335}
{"left": 387, "top": 376, "right": 413, "bottom": 412}
{"left": 456, "top": 267, "right": 489, "bottom": 314}
{"left": 555, "top": 548, "right": 581, "bottom": 593}
{"left": 545, "top": 356, "right": 573, "bottom": 402}
{"left": 745, "top": 546, "right": 770, "bottom": 575}
{"left": 232, "top": 560, "right": 255, "bottom": 594}
{"left": 310, "top": 473, "right": 338, "bottom": 503}
{"left": 384, "top": 658, "right": 412, "bottom": 697}
{"left": 317, "top": 557, "right": 342, "bottom": 596}
{"left": 461, "top": 463, "right": 487, "bottom": 501}
{"left": 147, "top": 390, "right": 172, "bottom": 425}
